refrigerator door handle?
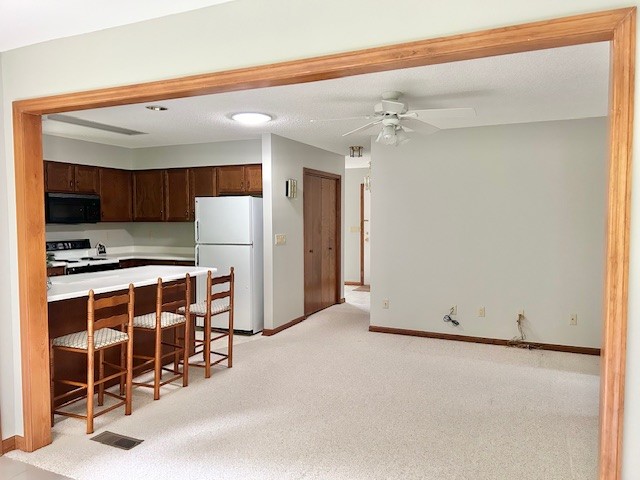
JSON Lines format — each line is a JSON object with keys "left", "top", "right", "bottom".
{"left": 195, "top": 219, "right": 200, "bottom": 243}
{"left": 196, "top": 245, "right": 200, "bottom": 265}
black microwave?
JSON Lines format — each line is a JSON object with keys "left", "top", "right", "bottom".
{"left": 45, "top": 193, "right": 100, "bottom": 224}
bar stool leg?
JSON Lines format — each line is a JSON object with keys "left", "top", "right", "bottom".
{"left": 50, "top": 342, "right": 55, "bottom": 426}
{"left": 153, "top": 327, "right": 162, "bottom": 401}
{"left": 173, "top": 327, "right": 180, "bottom": 374}
{"left": 119, "top": 338, "right": 126, "bottom": 396}
{"left": 125, "top": 334, "right": 133, "bottom": 415}
{"left": 87, "top": 351, "right": 95, "bottom": 434}
{"left": 98, "top": 349, "right": 105, "bottom": 406}
{"left": 183, "top": 321, "right": 190, "bottom": 387}
{"left": 204, "top": 312, "right": 212, "bottom": 378}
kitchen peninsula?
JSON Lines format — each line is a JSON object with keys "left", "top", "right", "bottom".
{"left": 47, "top": 265, "right": 215, "bottom": 405}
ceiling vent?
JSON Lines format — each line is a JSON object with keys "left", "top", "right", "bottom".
{"left": 46, "top": 114, "right": 147, "bottom": 136}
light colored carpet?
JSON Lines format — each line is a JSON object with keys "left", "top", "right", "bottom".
{"left": 8, "top": 288, "right": 599, "bottom": 479}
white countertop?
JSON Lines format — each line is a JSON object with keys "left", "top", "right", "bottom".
{"left": 47, "top": 265, "right": 215, "bottom": 302}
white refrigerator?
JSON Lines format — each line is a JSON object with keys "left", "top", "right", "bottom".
{"left": 195, "top": 196, "right": 263, "bottom": 334}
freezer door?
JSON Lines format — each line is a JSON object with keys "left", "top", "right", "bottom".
{"left": 195, "top": 196, "right": 253, "bottom": 245}
{"left": 196, "top": 244, "right": 256, "bottom": 332}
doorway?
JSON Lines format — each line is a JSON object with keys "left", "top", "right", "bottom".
{"left": 304, "top": 168, "right": 341, "bottom": 316}
{"left": 359, "top": 183, "right": 371, "bottom": 286}
{"left": 10, "top": 9, "right": 634, "bottom": 478}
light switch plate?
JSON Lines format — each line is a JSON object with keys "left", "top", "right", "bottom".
{"left": 275, "top": 234, "right": 286, "bottom": 246}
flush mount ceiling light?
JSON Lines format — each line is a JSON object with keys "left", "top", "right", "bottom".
{"left": 231, "top": 112, "right": 273, "bottom": 125}
{"left": 145, "top": 105, "right": 168, "bottom": 111}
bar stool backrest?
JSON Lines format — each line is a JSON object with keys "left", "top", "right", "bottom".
{"left": 88, "top": 286, "right": 135, "bottom": 350}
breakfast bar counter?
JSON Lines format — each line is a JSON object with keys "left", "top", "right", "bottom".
{"left": 47, "top": 265, "right": 216, "bottom": 406}
{"left": 47, "top": 265, "right": 213, "bottom": 302}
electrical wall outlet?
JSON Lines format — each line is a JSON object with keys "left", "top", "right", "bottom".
{"left": 478, "top": 307, "right": 485, "bottom": 317}
{"left": 382, "top": 299, "right": 390, "bottom": 309}
{"left": 570, "top": 314, "right": 578, "bottom": 326}
{"left": 450, "top": 305, "right": 457, "bottom": 316}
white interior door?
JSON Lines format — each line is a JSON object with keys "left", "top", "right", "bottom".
{"left": 196, "top": 244, "right": 253, "bottom": 331}
{"left": 364, "top": 186, "right": 371, "bottom": 285}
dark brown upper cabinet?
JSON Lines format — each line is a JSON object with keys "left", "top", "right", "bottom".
{"left": 45, "top": 161, "right": 99, "bottom": 194}
{"left": 73, "top": 165, "right": 99, "bottom": 194}
{"left": 164, "top": 168, "right": 191, "bottom": 222}
{"left": 244, "top": 164, "right": 262, "bottom": 194}
{"left": 217, "top": 164, "right": 262, "bottom": 196}
{"left": 189, "top": 167, "right": 217, "bottom": 220}
{"left": 99, "top": 168, "right": 132, "bottom": 222}
{"left": 133, "top": 170, "right": 165, "bottom": 221}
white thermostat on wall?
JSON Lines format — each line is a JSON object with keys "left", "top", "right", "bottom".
{"left": 285, "top": 178, "right": 297, "bottom": 198}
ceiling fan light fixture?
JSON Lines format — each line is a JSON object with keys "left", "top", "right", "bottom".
{"left": 395, "top": 128, "right": 409, "bottom": 145}
{"left": 231, "top": 112, "right": 272, "bottom": 125}
{"left": 380, "top": 125, "right": 397, "bottom": 145}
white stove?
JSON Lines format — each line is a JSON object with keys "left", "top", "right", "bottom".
{"left": 46, "top": 239, "right": 119, "bottom": 274}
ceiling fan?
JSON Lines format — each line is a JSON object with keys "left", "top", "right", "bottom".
{"left": 339, "top": 91, "right": 475, "bottom": 146}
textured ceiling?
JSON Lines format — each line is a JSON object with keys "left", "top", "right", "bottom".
{"left": 42, "top": 42, "right": 610, "bottom": 158}
{"left": 0, "top": 0, "right": 236, "bottom": 52}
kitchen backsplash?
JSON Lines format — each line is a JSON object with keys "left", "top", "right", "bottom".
{"left": 46, "top": 222, "right": 195, "bottom": 249}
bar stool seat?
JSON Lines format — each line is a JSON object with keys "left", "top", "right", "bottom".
{"left": 178, "top": 300, "right": 229, "bottom": 317}
{"left": 133, "top": 311, "right": 186, "bottom": 329}
{"left": 53, "top": 328, "right": 129, "bottom": 350}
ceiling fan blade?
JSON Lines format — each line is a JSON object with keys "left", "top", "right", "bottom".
{"left": 310, "top": 115, "right": 372, "bottom": 123}
{"left": 401, "top": 118, "right": 439, "bottom": 135}
{"left": 407, "top": 107, "right": 476, "bottom": 119}
{"left": 342, "top": 120, "right": 382, "bottom": 137}
{"left": 381, "top": 99, "right": 406, "bottom": 114}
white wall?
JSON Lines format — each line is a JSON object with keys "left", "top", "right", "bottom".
{"left": 0, "top": 53, "right": 17, "bottom": 438}
{"left": 262, "top": 134, "right": 345, "bottom": 330}
{"left": 371, "top": 118, "right": 607, "bottom": 348}
{"left": 344, "top": 168, "right": 368, "bottom": 283}
{"left": 43, "top": 135, "right": 134, "bottom": 169}
{"left": 133, "top": 139, "right": 261, "bottom": 169}
{"left": 1, "top": 1, "right": 640, "bottom": 476}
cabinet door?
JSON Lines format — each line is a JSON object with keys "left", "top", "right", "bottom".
{"left": 164, "top": 169, "right": 191, "bottom": 222}
{"left": 217, "top": 165, "right": 245, "bottom": 195}
{"left": 74, "top": 165, "right": 99, "bottom": 194}
{"left": 99, "top": 168, "right": 132, "bottom": 221}
{"left": 45, "top": 161, "right": 75, "bottom": 192}
{"left": 133, "top": 170, "right": 165, "bottom": 221}
{"left": 244, "top": 164, "right": 262, "bottom": 195}
{"left": 189, "top": 167, "right": 217, "bottom": 220}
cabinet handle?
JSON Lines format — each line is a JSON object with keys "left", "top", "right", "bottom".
{"left": 69, "top": 180, "right": 73, "bottom": 188}
{"left": 309, "top": 250, "right": 313, "bottom": 253}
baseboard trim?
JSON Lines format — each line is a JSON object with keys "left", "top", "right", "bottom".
{"left": 368, "top": 326, "right": 601, "bottom": 356}
{"left": 338, "top": 298, "right": 346, "bottom": 304}
{"left": 1, "top": 435, "right": 24, "bottom": 454}
{"left": 345, "top": 281, "right": 362, "bottom": 286}
{"left": 263, "top": 315, "right": 306, "bottom": 336}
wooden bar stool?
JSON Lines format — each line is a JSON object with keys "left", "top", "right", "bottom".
{"left": 50, "top": 285, "right": 135, "bottom": 434}
{"left": 132, "top": 275, "right": 191, "bottom": 400}
{"left": 180, "top": 268, "right": 234, "bottom": 378}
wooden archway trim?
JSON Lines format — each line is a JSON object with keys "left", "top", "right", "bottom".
{"left": 12, "top": 7, "right": 635, "bottom": 479}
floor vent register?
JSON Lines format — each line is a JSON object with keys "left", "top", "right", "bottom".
{"left": 90, "top": 431, "right": 144, "bottom": 450}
